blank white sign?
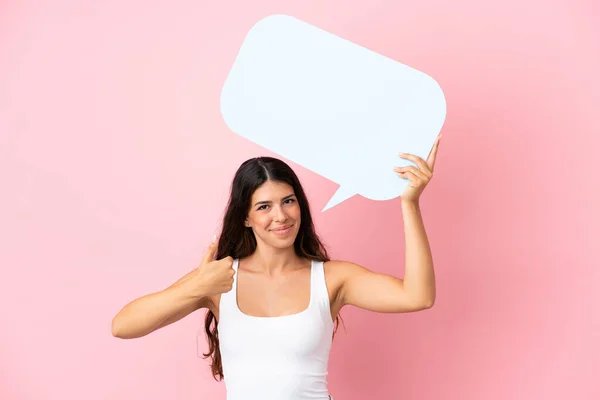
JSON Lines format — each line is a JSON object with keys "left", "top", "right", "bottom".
{"left": 221, "top": 14, "right": 446, "bottom": 211}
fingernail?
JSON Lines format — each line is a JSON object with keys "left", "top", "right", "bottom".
{"left": 212, "top": 234, "right": 217, "bottom": 243}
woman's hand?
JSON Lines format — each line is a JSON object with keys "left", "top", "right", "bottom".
{"left": 394, "top": 134, "right": 442, "bottom": 203}
{"left": 181, "top": 238, "right": 235, "bottom": 298}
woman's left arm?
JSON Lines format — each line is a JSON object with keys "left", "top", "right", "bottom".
{"left": 338, "top": 135, "right": 442, "bottom": 313}
{"left": 398, "top": 198, "right": 435, "bottom": 308}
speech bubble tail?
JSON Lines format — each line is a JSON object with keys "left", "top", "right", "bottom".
{"left": 322, "top": 187, "right": 355, "bottom": 212}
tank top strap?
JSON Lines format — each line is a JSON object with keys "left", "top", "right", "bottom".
{"left": 218, "top": 258, "right": 240, "bottom": 320}
{"left": 310, "top": 260, "right": 333, "bottom": 323}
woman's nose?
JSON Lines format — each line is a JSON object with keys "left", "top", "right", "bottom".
{"left": 273, "top": 205, "right": 287, "bottom": 221}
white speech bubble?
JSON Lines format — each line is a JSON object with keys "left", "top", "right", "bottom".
{"left": 220, "top": 14, "right": 446, "bottom": 211}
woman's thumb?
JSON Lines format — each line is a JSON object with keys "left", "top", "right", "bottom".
{"left": 201, "top": 235, "right": 218, "bottom": 264}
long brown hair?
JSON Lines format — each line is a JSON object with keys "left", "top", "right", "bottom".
{"left": 202, "top": 156, "right": 343, "bottom": 381}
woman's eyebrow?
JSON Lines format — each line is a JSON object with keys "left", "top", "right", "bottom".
{"left": 253, "top": 193, "right": 295, "bottom": 206}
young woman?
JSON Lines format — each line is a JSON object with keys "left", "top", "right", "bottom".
{"left": 112, "top": 135, "right": 441, "bottom": 399}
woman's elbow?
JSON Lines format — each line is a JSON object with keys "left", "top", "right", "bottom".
{"left": 111, "top": 317, "right": 123, "bottom": 338}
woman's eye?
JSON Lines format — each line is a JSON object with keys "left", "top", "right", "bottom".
{"left": 257, "top": 199, "right": 294, "bottom": 211}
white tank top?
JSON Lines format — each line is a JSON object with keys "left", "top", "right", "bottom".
{"left": 218, "top": 258, "right": 335, "bottom": 400}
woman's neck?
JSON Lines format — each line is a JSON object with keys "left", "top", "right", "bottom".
{"left": 243, "top": 245, "right": 306, "bottom": 276}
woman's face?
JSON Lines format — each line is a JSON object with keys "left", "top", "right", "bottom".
{"left": 245, "top": 180, "right": 301, "bottom": 250}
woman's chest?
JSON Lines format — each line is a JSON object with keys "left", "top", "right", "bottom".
{"left": 237, "top": 269, "right": 311, "bottom": 318}
{"left": 210, "top": 262, "right": 344, "bottom": 322}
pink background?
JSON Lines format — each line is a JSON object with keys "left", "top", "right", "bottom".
{"left": 1, "top": 1, "right": 599, "bottom": 399}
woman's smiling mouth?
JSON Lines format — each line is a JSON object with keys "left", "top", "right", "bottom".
{"left": 270, "top": 224, "right": 293, "bottom": 235}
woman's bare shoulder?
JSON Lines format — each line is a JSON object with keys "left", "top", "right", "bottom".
{"left": 323, "top": 259, "right": 361, "bottom": 278}
{"left": 322, "top": 260, "right": 354, "bottom": 298}
{"left": 323, "top": 260, "right": 372, "bottom": 294}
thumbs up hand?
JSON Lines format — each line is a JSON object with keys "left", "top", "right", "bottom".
{"left": 193, "top": 237, "right": 235, "bottom": 297}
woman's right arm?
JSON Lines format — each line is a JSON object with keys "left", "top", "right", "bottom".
{"left": 111, "top": 269, "right": 208, "bottom": 339}
{"left": 111, "top": 241, "right": 234, "bottom": 339}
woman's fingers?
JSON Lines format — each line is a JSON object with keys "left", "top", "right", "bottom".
{"left": 395, "top": 170, "right": 423, "bottom": 186}
{"left": 398, "top": 134, "right": 442, "bottom": 174}
{"left": 398, "top": 153, "right": 432, "bottom": 178}
{"left": 426, "top": 135, "right": 442, "bottom": 171}
{"left": 394, "top": 165, "right": 430, "bottom": 182}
